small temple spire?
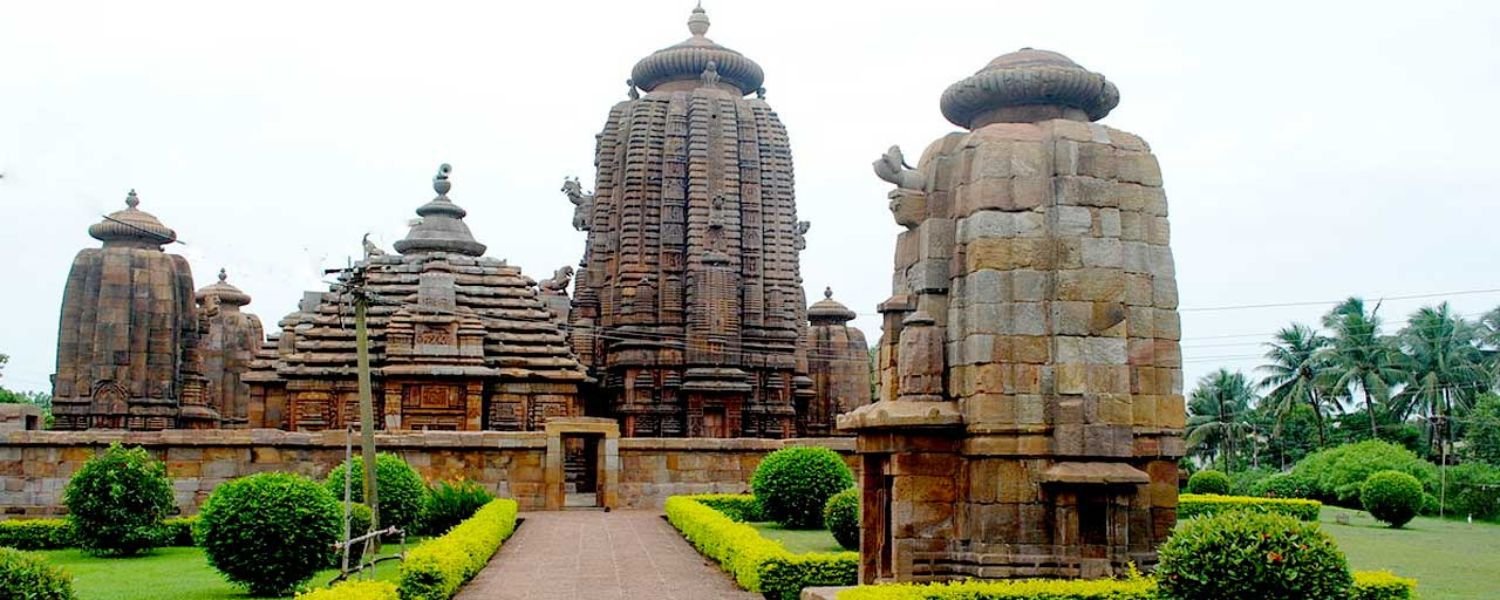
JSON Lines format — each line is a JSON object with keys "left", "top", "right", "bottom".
{"left": 433, "top": 163, "right": 453, "bottom": 197}
{"left": 688, "top": 2, "right": 709, "bottom": 36}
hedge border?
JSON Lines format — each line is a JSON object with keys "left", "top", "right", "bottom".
{"left": 665, "top": 494, "right": 857, "bottom": 600}
{"left": 295, "top": 580, "right": 399, "bottom": 600}
{"left": 395, "top": 498, "right": 518, "bottom": 600}
{"left": 1178, "top": 493, "right": 1322, "bottom": 522}
{"left": 0, "top": 516, "right": 199, "bottom": 550}
{"left": 834, "top": 570, "right": 1413, "bottom": 600}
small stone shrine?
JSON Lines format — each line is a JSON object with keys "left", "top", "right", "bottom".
{"left": 803, "top": 288, "right": 872, "bottom": 436}
{"left": 246, "top": 165, "right": 588, "bottom": 431}
{"left": 52, "top": 191, "right": 218, "bottom": 430}
{"left": 566, "top": 6, "right": 817, "bottom": 438}
{"left": 840, "top": 49, "right": 1185, "bottom": 581}
{"left": 195, "top": 269, "right": 264, "bottom": 428}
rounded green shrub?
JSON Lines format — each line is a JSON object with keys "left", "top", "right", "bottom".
{"left": 751, "top": 447, "right": 854, "bottom": 529}
{"left": 1253, "top": 471, "right": 1317, "bottom": 499}
{"left": 823, "top": 488, "right": 860, "bottom": 550}
{"left": 324, "top": 452, "right": 427, "bottom": 532}
{"left": 0, "top": 547, "right": 75, "bottom": 600}
{"left": 1186, "top": 469, "right": 1232, "bottom": 495}
{"left": 198, "top": 472, "right": 341, "bottom": 595}
{"left": 62, "top": 443, "right": 175, "bottom": 556}
{"left": 1157, "top": 510, "right": 1352, "bottom": 600}
{"left": 1360, "top": 470, "right": 1423, "bottom": 528}
{"left": 1291, "top": 440, "right": 1436, "bottom": 505}
{"left": 421, "top": 479, "right": 495, "bottom": 536}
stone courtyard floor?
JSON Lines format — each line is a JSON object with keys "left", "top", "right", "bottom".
{"left": 455, "top": 510, "right": 758, "bottom": 600}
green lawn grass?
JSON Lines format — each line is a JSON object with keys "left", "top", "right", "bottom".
{"left": 748, "top": 522, "right": 848, "bottom": 554}
{"left": 39, "top": 540, "right": 416, "bottom": 600}
{"left": 1320, "top": 506, "right": 1500, "bottom": 600}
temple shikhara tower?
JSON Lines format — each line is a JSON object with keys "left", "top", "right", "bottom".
{"left": 841, "top": 49, "right": 1185, "bottom": 581}
{"left": 567, "top": 6, "right": 815, "bottom": 438}
{"left": 247, "top": 166, "right": 587, "bottom": 431}
{"left": 52, "top": 191, "right": 215, "bottom": 430}
{"left": 804, "top": 288, "right": 872, "bottom": 436}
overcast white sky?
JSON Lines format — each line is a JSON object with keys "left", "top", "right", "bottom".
{"left": 2, "top": 1, "right": 1498, "bottom": 397}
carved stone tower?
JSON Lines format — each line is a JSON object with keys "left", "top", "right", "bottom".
{"left": 195, "top": 269, "right": 265, "bottom": 428}
{"left": 568, "top": 6, "right": 813, "bottom": 438}
{"left": 841, "top": 49, "right": 1185, "bottom": 581}
{"left": 804, "top": 288, "right": 872, "bottom": 436}
{"left": 52, "top": 190, "right": 208, "bottom": 430}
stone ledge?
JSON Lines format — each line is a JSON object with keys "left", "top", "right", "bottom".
{"left": 0, "top": 429, "right": 549, "bottom": 450}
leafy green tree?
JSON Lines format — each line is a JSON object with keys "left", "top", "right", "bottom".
{"left": 1258, "top": 323, "right": 1334, "bottom": 448}
{"left": 1393, "top": 303, "right": 1488, "bottom": 458}
{"left": 1187, "top": 369, "right": 1258, "bottom": 472}
{"left": 1322, "top": 298, "right": 1405, "bottom": 438}
{"left": 1463, "top": 393, "right": 1500, "bottom": 465}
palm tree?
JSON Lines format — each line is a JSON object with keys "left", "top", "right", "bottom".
{"left": 1186, "top": 369, "right": 1257, "bottom": 471}
{"left": 1393, "top": 303, "right": 1488, "bottom": 457}
{"left": 1258, "top": 323, "right": 1333, "bottom": 448}
{"left": 1321, "top": 298, "right": 1405, "bottom": 438}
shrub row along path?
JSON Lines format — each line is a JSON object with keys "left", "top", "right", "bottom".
{"left": 456, "top": 510, "right": 759, "bottom": 600}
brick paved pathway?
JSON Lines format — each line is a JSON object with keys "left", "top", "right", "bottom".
{"left": 454, "top": 510, "right": 758, "bottom": 600}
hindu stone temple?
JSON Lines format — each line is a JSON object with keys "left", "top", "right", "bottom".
{"left": 51, "top": 191, "right": 217, "bottom": 430}
{"left": 565, "top": 6, "right": 817, "bottom": 438}
{"left": 804, "top": 288, "right": 872, "bottom": 436}
{"left": 245, "top": 165, "right": 588, "bottom": 432}
{"left": 195, "top": 269, "right": 264, "bottom": 428}
{"left": 840, "top": 49, "right": 1186, "bottom": 581}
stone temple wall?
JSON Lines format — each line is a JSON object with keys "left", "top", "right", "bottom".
{"left": 0, "top": 430, "right": 855, "bottom": 517}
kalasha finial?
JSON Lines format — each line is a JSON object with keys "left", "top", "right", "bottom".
{"left": 125, "top": 189, "right": 140, "bottom": 209}
{"left": 688, "top": 2, "right": 710, "bottom": 36}
{"left": 433, "top": 163, "right": 452, "bottom": 196}
{"left": 218, "top": 268, "right": 228, "bottom": 283}
{"left": 626, "top": 78, "right": 640, "bottom": 100}
{"left": 824, "top": 286, "right": 833, "bottom": 300}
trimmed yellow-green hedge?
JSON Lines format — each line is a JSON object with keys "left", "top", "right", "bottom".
{"left": 833, "top": 570, "right": 1414, "bottom": 600}
{"left": 1178, "top": 493, "right": 1322, "bottom": 522}
{"left": 690, "top": 493, "right": 767, "bottom": 522}
{"left": 665, "top": 494, "right": 857, "bottom": 600}
{"left": 1350, "top": 571, "right": 1418, "bottom": 600}
{"left": 396, "top": 498, "right": 518, "bottom": 600}
{"left": 295, "top": 580, "right": 399, "bottom": 600}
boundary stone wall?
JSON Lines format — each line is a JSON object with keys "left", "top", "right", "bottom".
{"left": 0, "top": 429, "right": 855, "bottom": 517}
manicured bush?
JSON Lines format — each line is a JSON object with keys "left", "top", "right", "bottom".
{"left": 0, "top": 519, "right": 75, "bottom": 550}
{"left": 751, "top": 447, "right": 854, "bottom": 529}
{"left": 1253, "top": 471, "right": 1318, "bottom": 499}
{"left": 692, "top": 494, "right": 766, "bottom": 522}
{"left": 1350, "top": 571, "right": 1418, "bottom": 600}
{"left": 833, "top": 574, "right": 1157, "bottom": 600}
{"left": 1229, "top": 467, "right": 1274, "bottom": 496}
{"left": 1156, "top": 510, "right": 1352, "bottom": 600}
{"left": 0, "top": 547, "right": 75, "bottom": 600}
{"left": 1178, "top": 493, "right": 1321, "bottom": 522}
{"left": 325, "top": 453, "right": 428, "bottom": 533}
{"left": 665, "top": 495, "right": 857, "bottom": 600}
{"left": 1360, "top": 471, "right": 1423, "bottom": 528}
{"left": 421, "top": 479, "right": 494, "bottom": 536}
{"left": 1444, "top": 461, "right": 1500, "bottom": 520}
{"left": 158, "top": 515, "right": 198, "bottom": 547}
{"left": 1292, "top": 441, "right": 1436, "bottom": 506}
{"left": 296, "top": 579, "right": 399, "bottom": 600}
{"left": 823, "top": 488, "right": 859, "bottom": 550}
{"left": 197, "top": 472, "right": 342, "bottom": 595}
{"left": 397, "top": 498, "right": 518, "bottom": 600}
{"left": 1186, "top": 469, "right": 1231, "bottom": 495}
{"left": 63, "top": 443, "right": 175, "bottom": 556}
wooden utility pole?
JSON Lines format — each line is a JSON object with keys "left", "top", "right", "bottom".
{"left": 351, "top": 266, "right": 381, "bottom": 547}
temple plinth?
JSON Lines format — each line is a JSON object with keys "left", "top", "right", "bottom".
{"left": 840, "top": 49, "right": 1185, "bottom": 582}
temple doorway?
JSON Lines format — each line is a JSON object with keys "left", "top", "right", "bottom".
{"left": 543, "top": 417, "right": 620, "bottom": 511}
{"left": 563, "top": 433, "right": 601, "bottom": 508}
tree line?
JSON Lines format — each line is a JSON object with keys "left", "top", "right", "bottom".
{"left": 1187, "top": 298, "right": 1500, "bottom": 471}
